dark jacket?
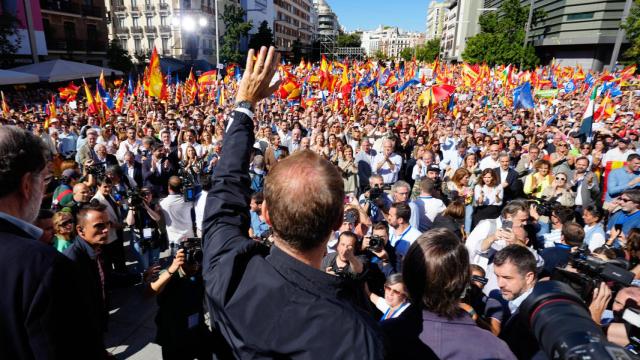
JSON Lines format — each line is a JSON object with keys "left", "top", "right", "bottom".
{"left": 202, "top": 110, "right": 385, "bottom": 359}
{"left": 383, "top": 306, "right": 516, "bottom": 360}
{"left": 142, "top": 156, "right": 175, "bottom": 197}
{"left": 121, "top": 161, "right": 144, "bottom": 189}
{"left": 63, "top": 237, "right": 109, "bottom": 335}
{"left": 0, "top": 216, "right": 103, "bottom": 359}
{"left": 494, "top": 166, "right": 522, "bottom": 203}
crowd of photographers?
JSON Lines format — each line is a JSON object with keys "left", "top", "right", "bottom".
{"left": 4, "top": 48, "right": 640, "bottom": 359}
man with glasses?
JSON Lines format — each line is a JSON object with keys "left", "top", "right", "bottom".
{"left": 550, "top": 141, "right": 573, "bottom": 175}
{"left": 606, "top": 153, "right": 640, "bottom": 204}
{"left": 607, "top": 189, "right": 640, "bottom": 238}
{"left": 603, "top": 137, "right": 635, "bottom": 166}
{"left": 0, "top": 127, "right": 103, "bottom": 358}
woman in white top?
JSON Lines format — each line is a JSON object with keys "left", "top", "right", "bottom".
{"left": 472, "top": 168, "right": 503, "bottom": 228}
{"left": 367, "top": 274, "right": 411, "bottom": 321}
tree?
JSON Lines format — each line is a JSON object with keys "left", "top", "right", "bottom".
{"left": 461, "top": 0, "right": 545, "bottom": 69}
{"left": 248, "top": 20, "right": 274, "bottom": 50}
{"left": 400, "top": 39, "right": 441, "bottom": 62}
{"left": 622, "top": 0, "right": 640, "bottom": 65}
{"left": 220, "top": 4, "right": 252, "bottom": 64}
{"left": 0, "top": 12, "right": 21, "bottom": 68}
{"left": 107, "top": 39, "right": 133, "bottom": 73}
{"left": 337, "top": 33, "right": 361, "bottom": 48}
{"left": 373, "top": 49, "right": 388, "bottom": 60}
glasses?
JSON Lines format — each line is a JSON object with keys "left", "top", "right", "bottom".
{"left": 620, "top": 197, "right": 633, "bottom": 203}
{"left": 396, "top": 192, "right": 409, "bottom": 196}
{"left": 384, "top": 285, "right": 405, "bottom": 297}
{"left": 558, "top": 144, "right": 568, "bottom": 147}
{"left": 399, "top": 131, "right": 407, "bottom": 134}
{"left": 59, "top": 220, "right": 73, "bottom": 227}
{"left": 555, "top": 177, "right": 567, "bottom": 181}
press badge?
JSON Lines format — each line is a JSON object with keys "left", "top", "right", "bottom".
{"left": 143, "top": 228, "right": 153, "bottom": 239}
{"left": 188, "top": 313, "right": 199, "bottom": 329}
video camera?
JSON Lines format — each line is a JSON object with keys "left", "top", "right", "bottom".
{"left": 178, "top": 237, "right": 203, "bottom": 265}
{"left": 85, "top": 163, "right": 106, "bottom": 179}
{"left": 528, "top": 196, "right": 559, "bottom": 217}
{"left": 520, "top": 281, "right": 635, "bottom": 360}
{"left": 177, "top": 166, "right": 200, "bottom": 202}
{"left": 552, "top": 248, "right": 634, "bottom": 303}
{"left": 126, "top": 188, "right": 145, "bottom": 208}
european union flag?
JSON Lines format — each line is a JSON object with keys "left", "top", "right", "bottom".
{"left": 96, "top": 81, "right": 114, "bottom": 109}
{"left": 585, "top": 73, "right": 594, "bottom": 89}
{"left": 513, "top": 81, "right": 535, "bottom": 110}
{"left": 127, "top": 73, "right": 134, "bottom": 95}
{"left": 397, "top": 79, "right": 419, "bottom": 93}
{"left": 378, "top": 69, "right": 390, "bottom": 86}
{"left": 564, "top": 80, "right": 575, "bottom": 93}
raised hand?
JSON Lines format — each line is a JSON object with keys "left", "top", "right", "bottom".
{"left": 235, "top": 46, "right": 281, "bottom": 107}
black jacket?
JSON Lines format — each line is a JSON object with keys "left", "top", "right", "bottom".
{"left": 63, "top": 236, "right": 109, "bottom": 335}
{"left": 0, "top": 216, "right": 103, "bottom": 359}
{"left": 202, "top": 110, "right": 385, "bottom": 359}
{"left": 494, "top": 167, "right": 522, "bottom": 203}
{"left": 121, "top": 161, "right": 144, "bottom": 189}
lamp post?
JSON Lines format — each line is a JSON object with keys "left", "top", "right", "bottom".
{"left": 171, "top": 15, "right": 208, "bottom": 61}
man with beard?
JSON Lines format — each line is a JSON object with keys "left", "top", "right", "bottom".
{"left": 0, "top": 127, "right": 103, "bottom": 359}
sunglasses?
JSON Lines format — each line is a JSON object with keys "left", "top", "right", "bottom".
{"left": 384, "top": 285, "right": 405, "bottom": 297}
{"left": 620, "top": 197, "right": 633, "bottom": 203}
{"left": 59, "top": 220, "right": 73, "bottom": 227}
{"left": 555, "top": 177, "right": 566, "bottom": 181}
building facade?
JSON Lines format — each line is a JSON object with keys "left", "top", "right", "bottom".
{"left": 314, "top": 0, "right": 339, "bottom": 38}
{"left": 273, "top": 0, "right": 314, "bottom": 55}
{"left": 40, "top": 0, "right": 110, "bottom": 65}
{"left": 485, "top": 0, "right": 631, "bottom": 71}
{"left": 361, "top": 26, "right": 425, "bottom": 58}
{"left": 426, "top": 1, "right": 450, "bottom": 41}
{"left": 441, "top": 0, "right": 482, "bottom": 62}
{"left": 106, "top": 0, "right": 240, "bottom": 65}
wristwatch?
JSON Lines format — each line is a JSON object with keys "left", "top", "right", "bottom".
{"left": 236, "top": 101, "right": 255, "bottom": 113}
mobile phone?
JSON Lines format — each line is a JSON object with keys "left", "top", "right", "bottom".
{"left": 502, "top": 220, "right": 513, "bottom": 231}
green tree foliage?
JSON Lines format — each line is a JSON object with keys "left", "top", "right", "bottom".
{"left": 107, "top": 39, "right": 133, "bottom": 73}
{"left": 337, "top": 33, "right": 361, "bottom": 48}
{"left": 462, "top": 0, "right": 544, "bottom": 69}
{"left": 220, "top": 4, "right": 252, "bottom": 64}
{"left": 0, "top": 11, "right": 21, "bottom": 68}
{"left": 248, "top": 20, "right": 274, "bottom": 51}
{"left": 622, "top": 0, "right": 640, "bottom": 65}
{"left": 373, "top": 49, "right": 388, "bottom": 60}
{"left": 400, "top": 39, "right": 441, "bottom": 62}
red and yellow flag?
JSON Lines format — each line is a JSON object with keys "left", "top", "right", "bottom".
{"left": 83, "top": 79, "right": 98, "bottom": 115}
{"left": 58, "top": 82, "right": 80, "bottom": 101}
{"left": 147, "top": 47, "right": 164, "bottom": 98}
{"left": 1, "top": 91, "right": 10, "bottom": 117}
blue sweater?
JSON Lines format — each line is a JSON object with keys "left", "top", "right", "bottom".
{"left": 607, "top": 210, "right": 640, "bottom": 237}
{"left": 606, "top": 168, "right": 640, "bottom": 202}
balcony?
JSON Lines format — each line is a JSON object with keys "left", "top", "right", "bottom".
{"left": 131, "top": 26, "right": 144, "bottom": 34}
{"left": 82, "top": 5, "right": 103, "bottom": 18}
{"left": 115, "top": 27, "right": 129, "bottom": 35}
{"left": 48, "top": 38, "right": 107, "bottom": 53}
{"left": 112, "top": 5, "right": 126, "bottom": 13}
{"left": 144, "top": 25, "right": 156, "bottom": 34}
{"left": 40, "top": 0, "right": 81, "bottom": 14}
{"left": 130, "top": 6, "right": 141, "bottom": 15}
{"left": 158, "top": 2, "right": 170, "bottom": 14}
{"left": 159, "top": 25, "right": 172, "bottom": 34}
{"left": 143, "top": 4, "right": 155, "bottom": 14}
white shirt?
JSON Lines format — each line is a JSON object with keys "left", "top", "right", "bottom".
{"left": 508, "top": 287, "right": 534, "bottom": 314}
{"left": 414, "top": 195, "right": 446, "bottom": 232}
{"left": 194, "top": 190, "right": 208, "bottom": 236}
{"left": 373, "top": 152, "right": 403, "bottom": 184}
{"left": 479, "top": 156, "right": 500, "bottom": 171}
{"left": 389, "top": 225, "right": 422, "bottom": 261}
{"left": 180, "top": 142, "right": 204, "bottom": 158}
{"left": 159, "top": 194, "right": 194, "bottom": 244}
{"left": 116, "top": 139, "right": 142, "bottom": 162}
{"left": 584, "top": 224, "right": 606, "bottom": 251}
{"left": 602, "top": 148, "right": 634, "bottom": 166}
{"left": 126, "top": 165, "right": 137, "bottom": 188}
{"left": 440, "top": 136, "right": 459, "bottom": 164}
{"left": 474, "top": 184, "right": 503, "bottom": 206}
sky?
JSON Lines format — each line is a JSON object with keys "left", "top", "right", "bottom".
{"left": 328, "top": 0, "right": 431, "bottom": 33}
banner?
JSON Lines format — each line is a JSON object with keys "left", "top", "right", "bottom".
{"left": 535, "top": 89, "right": 559, "bottom": 98}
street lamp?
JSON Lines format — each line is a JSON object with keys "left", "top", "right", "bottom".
{"left": 171, "top": 15, "right": 209, "bottom": 60}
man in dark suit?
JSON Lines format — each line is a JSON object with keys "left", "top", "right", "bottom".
{"left": 495, "top": 153, "right": 521, "bottom": 204}
{"left": 121, "top": 151, "right": 144, "bottom": 189}
{"left": 570, "top": 156, "right": 601, "bottom": 223}
{"left": 264, "top": 133, "right": 290, "bottom": 171}
{"left": 63, "top": 201, "right": 111, "bottom": 351}
{"left": 203, "top": 46, "right": 384, "bottom": 359}
{"left": 93, "top": 143, "right": 118, "bottom": 172}
{"left": 0, "top": 126, "right": 102, "bottom": 359}
{"left": 143, "top": 144, "right": 175, "bottom": 197}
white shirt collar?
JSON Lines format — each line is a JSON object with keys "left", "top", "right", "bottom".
{"left": 508, "top": 287, "right": 534, "bottom": 314}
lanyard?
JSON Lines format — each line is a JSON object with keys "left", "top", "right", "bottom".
{"left": 381, "top": 302, "right": 410, "bottom": 321}
{"left": 391, "top": 226, "right": 412, "bottom": 247}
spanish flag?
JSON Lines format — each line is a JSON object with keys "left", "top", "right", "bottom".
{"left": 147, "top": 47, "right": 164, "bottom": 98}
{"left": 1, "top": 91, "right": 9, "bottom": 117}
{"left": 83, "top": 79, "right": 98, "bottom": 115}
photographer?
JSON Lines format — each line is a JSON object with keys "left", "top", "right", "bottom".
{"left": 323, "top": 231, "right": 365, "bottom": 278}
{"left": 160, "top": 176, "right": 195, "bottom": 254}
{"left": 362, "top": 222, "right": 397, "bottom": 277}
{"left": 147, "top": 248, "right": 212, "bottom": 360}
{"left": 540, "top": 222, "right": 584, "bottom": 277}
{"left": 126, "top": 187, "right": 162, "bottom": 274}
{"left": 359, "top": 174, "right": 389, "bottom": 223}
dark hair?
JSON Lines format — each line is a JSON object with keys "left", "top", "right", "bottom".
{"left": 583, "top": 205, "right": 603, "bottom": 221}
{"left": 372, "top": 222, "right": 389, "bottom": 234}
{"left": 470, "top": 264, "right": 486, "bottom": 277}
{"left": 627, "top": 153, "right": 640, "bottom": 162}
{"left": 493, "top": 245, "right": 537, "bottom": 278}
{"left": 264, "top": 150, "right": 344, "bottom": 252}
{"left": 501, "top": 199, "right": 528, "bottom": 218}
{"left": 623, "top": 189, "right": 640, "bottom": 205}
{"left": 403, "top": 228, "right": 470, "bottom": 318}
{"left": 251, "top": 191, "right": 264, "bottom": 204}
{"left": 338, "top": 231, "right": 358, "bottom": 245}
{"left": 552, "top": 206, "right": 575, "bottom": 224}
{"left": 96, "top": 176, "right": 113, "bottom": 187}
{"left": 391, "top": 202, "right": 411, "bottom": 223}
{"left": 37, "top": 209, "right": 54, "bottom": 220}
{"left": 479, "top": 168, "right": 498, "bottom": 187}
{"left": 626, "top": 228, "right": 640, "bottom": 255}
{"left": 561, "top": 222, "right": 585, "bottom": 247}
{"left": 442, "top": 199, "right": 465, "bottom": 219}
{"left": 200, "top": 174, "right": 213, "bottom": 191}
{"left": 77, "top": 199, "right": 107, "bottom": 226}
{"left": 0, "top": 126, "right": 50, "bottom": 198}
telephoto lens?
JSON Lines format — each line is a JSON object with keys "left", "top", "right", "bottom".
{"left": 519, "top": 281, "right": 634, "bottom": 360}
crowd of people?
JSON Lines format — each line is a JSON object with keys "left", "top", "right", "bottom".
{"left": 3, "top": 45, "right": 640, "bottom": 359}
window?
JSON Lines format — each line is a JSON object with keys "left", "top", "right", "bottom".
{"left": 567, "top": 12, "right": 594, "bottom": 21}
{"left": 146, "top": 16, "right": 153, "bottom": 26}
{"left": 148, "top": 37, "right": 154, "bottom": 50}
{"left": 132, "top": 16, "right": 139, "bottom": 26}
{"left": 160, "top": 15, "right": 167, "bottom": 25}
{"left": 87, "top": 24, "right": 98, "bottom": 41}
{"left": 131, "top": 0, "right": 137, "bottom": 7}
{"left": 63, "top": 21, "right": 75, "bottom": 40}
{"left": 162, "top": 37, "right": 169, "bottom": 52}
{"left": 117, "top": 17, "right": 125, "bottom": 27}
{"left": 134, "top": 38, "right": 141, "bottom": 51}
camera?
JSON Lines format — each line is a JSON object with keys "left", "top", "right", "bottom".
{"left": 177, "top": 167, "right": 200, "bottom": 202}
{"left": 86, "top": 164, "right": 106, "bottom": 178}
{"left": 520, "top": 281, "right": 634, "bottom": 360}
{"left": 528, "top": 196, "right": 558, "bottom": 217}
{"left": 368, "top": 185, "right": 384, "bottom": 202}
{"left": 127, "top": 188, "right": 145, "bottom": 208}
{"left": 552, "top": 248, "right": 634, "bottom": 303}
{"left": 179, "top": 237, "right": 203, "bottom": 265}
{"left": 367, "top": 235, "right": 384, "bottom": 252}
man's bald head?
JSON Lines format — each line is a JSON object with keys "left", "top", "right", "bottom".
{"left": 73, "top": 183, "right": 92, "bottom": 203}
{"left": 264, "top": 150, "right": 344, "bottom": 251}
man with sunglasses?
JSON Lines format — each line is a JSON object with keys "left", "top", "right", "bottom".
{"left": 607, "top": 189, "right": 640, "bottom": 239}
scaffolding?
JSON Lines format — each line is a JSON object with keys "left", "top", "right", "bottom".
{"left": 319, "top": 33, "right": 337, "bottom": 59}
{"left": 335, "top": 47, "right": 367, "bottom": 60}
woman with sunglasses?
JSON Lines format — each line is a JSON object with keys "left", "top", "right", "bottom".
{"left": 540, "top": 171, "right": 575, "bottom": 208}
{"left": 366, "top": 273, "right": 410, "bottom": 321}
{"left": 52, "top": 211, "right": 75, "bottom": 253}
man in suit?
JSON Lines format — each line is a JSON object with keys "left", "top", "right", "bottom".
{"left": 515, "top": 146, "right": 541, "bottom": 176}
{"left": 77, "top": 128, "right": 99, "bottom": 169}
{"left": 63, "top": 201, "right": 111, "bottom": 353}
{"left": 143, "top": 144, "right": 175, "bottom": 197}
{"left": 0, "top": 126, "right": 102, "bottom": 359}
{"left": 495, "top": 153, "right": 521, "bottom": 205}
{"left": 571, "top": 156, "right": 601, "bottom": 223}
{"left": 121, "top": 151, "right": 143, "bottom": 189}
{"left": 92, "top": 176, "right": 127, "bottom": 278}
{"left": 94, "top": 143, "right": 118, "bottom": 170}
